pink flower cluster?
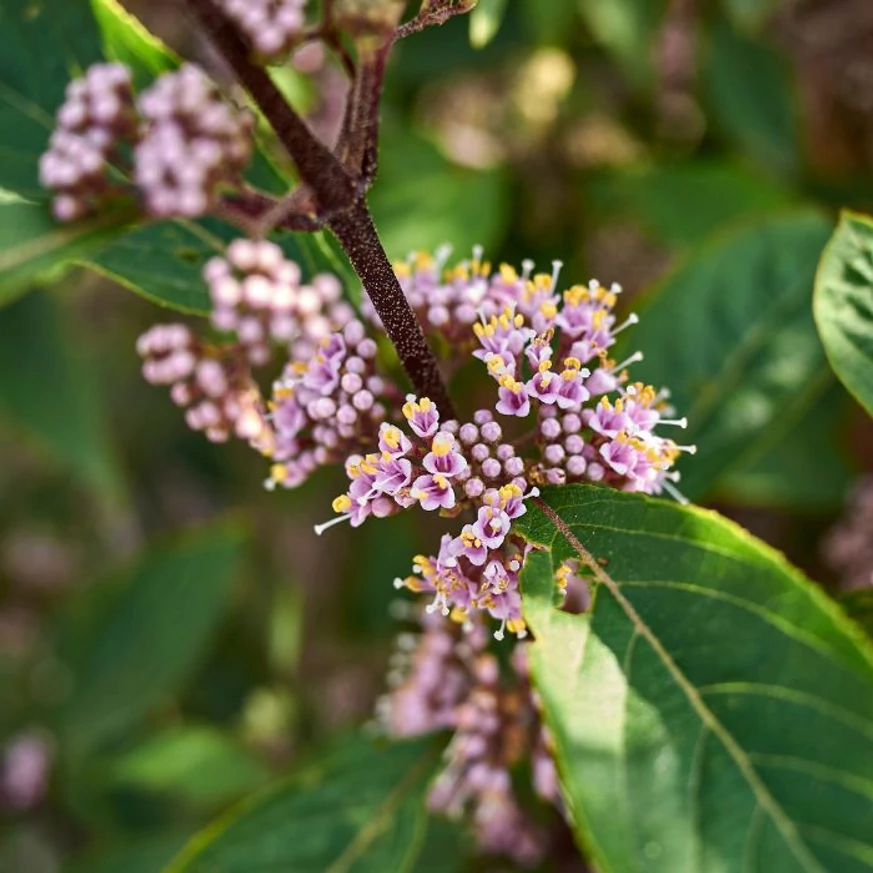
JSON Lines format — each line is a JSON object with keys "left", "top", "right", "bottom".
{"left": 379, "top": 611, "right": 558, "bottom": 866}
{"left": 317, "top": 251, "right": 691, "bottom": 639}
{"left": 217, "top": 0, "right": 308, "bottom": 61}
{"left": 39, "top": 63, "right": 136, "bottom": 222}
{"left": 205, "top": 238, "right": 346, "bottom": 366}
{"left": 137, "top": 323, "right": 271, "bottom": 446}
{"left": 135, "top": 65, "right": 254, "bottom": 218}
{"left": 40, "top": 63, "right": 254, "bottom": 222}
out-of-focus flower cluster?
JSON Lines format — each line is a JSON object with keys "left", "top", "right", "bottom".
{"left": 823, "top": 476, "right": 873, "bottom": 590}
{"left": 379, "top": 611, "right": 558, "bottom": 864}
{"left": 135, "top": 243, "right": 688, "bottom": 864}
{"left": 217, "top": 0, "right": 308, "bottom": 62}
{"left": 40, "top": 63, "right": 254, "bottom": 222}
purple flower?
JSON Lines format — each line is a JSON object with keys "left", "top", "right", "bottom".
{"left": 423, "top": 432, "right": 468, "bottom": 478}
{"left": 374, "top": 455, "right": 413, "bottom": 496}
{"left": 495, "top": 379, "right": 531, "bottom": 417}
{"left": 452, "top": 525, "right": 489, "bottom": 566}
{"left": 378, "top": 422, "right": 412, "bottom": 457}
{"left": 402, "top": 396, "right": 440, "bottom": 439}
{"left": 525, "top": 368, "right": 560, "bottom": 404}
{"left": 411, "top": 473, "right": 457, "bottom": 511}
{"left": 586, "top": 397, "right": 631, "bottom": 438}
{"left": 474, "top": 505, "right": 511, "bottom": 549}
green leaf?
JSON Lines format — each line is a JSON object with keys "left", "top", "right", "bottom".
{"left": 58, "top": 520, "right": 247, "bottom": 753}
{"left": 517, "top": 485, "right": 873, "bottom": 873}
{"left": 626, "top": 212, "right": 833, "bottom": 500}
{"left": 840, "top": 589, "right": 873, "bottom": 639}
{"left": 716, "top": 384, "right": 855, "bottom": 511}
{"left": 589, "top": 160, "right": 794, "bottom": 249}
{"left": 0, "top": 0, "right": 104, "bottom": 201}
{"left": 68, "top": 834, "right": 190, "bottom": 873}
{"left": 91, "top": 0, "right": 176, "bottom": 87}
{"left": 109, "top": 726, "right": 269, "bottom": 807}
{"left": 84, "top": 219, "right": 325, "bottom": 315}
{"left": 0, "top": 289, "right": 124, "bottom": 502}
{"left": 814, "top": 211, "right": 873, "bottom": 418}
{"left": 704, "top": 16, "right": 798, "bottom": 176}
{"left": 0, "top": 200, "right": 135, "bottom": 305}
{"left": 577, "top": 0, "right": 668, "bottom": 88}
{"left": 469, "top": 0, "right": 508, "bottom": 48}
{"left": 721, "top": 0, "right": 785, "bottom": 33}
{"left": 165, "top": 737, "right": 439, "bottom": 873}
{"left": 370, "top": 126, "right": 509, "bottom": 259}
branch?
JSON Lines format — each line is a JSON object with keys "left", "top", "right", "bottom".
{"left": 395, "top": 0, "right": 476, "bottom": 41}
{"left": 186, "top": 0, "right": 356, "bottom": 214}
{"left": 329, "top": 200, "right": 456, "bottom": 419}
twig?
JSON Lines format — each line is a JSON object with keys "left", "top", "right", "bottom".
{"left": 395, "top": 0, "right": 476, "bottom": 41}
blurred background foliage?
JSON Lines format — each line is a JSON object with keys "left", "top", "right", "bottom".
{"left": 3, "top": 0, "right": 873, "bottom": 870}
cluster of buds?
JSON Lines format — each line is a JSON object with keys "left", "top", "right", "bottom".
{"left": 823, "top": 476, "right": 873, "bottom": 590}
{"left": 205, "top": 239, "right": 347, "bottom": 366}
{"left": 39, "top": 63, "right": 136, "bottom": 222}
{"left": 40, "top": 63, "right": 255, "bottom": 222}
{"left": 266, "top": 316, "right": 401, "bottom": 490}
{"left": 380, "top": 612, "right": 558, "bottom": 866}
{"left": 135, "top": 65, "right": 255, "bottom": 218}
{"left": 137, "top": 324, "right": 270, "bottom": 447}
{"left": 217, "top": 0, "right": 308, "bottom": 62}
{"left": 317, "top": 251, "right": 691, "bottom": 639}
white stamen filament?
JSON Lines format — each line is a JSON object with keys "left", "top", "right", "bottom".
{"left": 521, "top": 259, "right": 534, "bottom": 280}
{"left": 612, "top": 313, "right": 639, "bottom": 336}
{"left": 662, "top": 480, "right": 690, "bottom": 505}
{"left": 493, "top": 618, "right": 507, "bottom": 641}
{"left": 471, "top": 243, "right": 484, "bottom": 264}
{"left": 313, "top": 514, "right": 352, "bottom": 536}
{"left": 550, "top": 260, "right": 564, "bottom": 291}
{"left": 612, "top": 351, "right": 644, "bottom": 372}
{"left": 674, "top": 444, "right": 697, "bottom": 455}
{"left": 393, "top": 577, "right": 406, "bottom": 590}
{"left": 435, "top": 244, "right": 453, "bottom": 271}
{"left": 659, "top": 417, "right": 688, "bottom": 428}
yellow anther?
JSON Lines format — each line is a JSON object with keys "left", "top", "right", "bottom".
{"left": 500, "top": 264, "right": 518, "bottom": 283}
{"left": 450, "top": 606, "right": 468, "bottom": 624}
{"left": 271, "top": 464, "right": 289, "bottom": 483}
{"left": 540, "top": 301, "right": 558, "bottom": 319}
{"left": 538, "top": 360, "right": 553, "bottom": 373}
{"left": 431, "top": 432, "right": 453, "bottom": 457}
{"left": 563, "top": 356, "right": 582, "bottom": 370}
{"left": 332, "top": 494, "right": 352, "bottom": 513}
{"left": 592, "top": 309, "right": 608, "bottom": 329}
{"left": 393, "top": 261, "right": 411, "bottom": 278}
{"left": 507, "top": 618, "right": 527, "bottom": 636}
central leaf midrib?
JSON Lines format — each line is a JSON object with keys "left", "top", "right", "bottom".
{"left": 540, "top": 516, "right": 827, "bottom": 873}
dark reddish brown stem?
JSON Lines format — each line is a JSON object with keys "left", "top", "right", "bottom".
{"left": 186, "top": 0, "right": 456, "bottom": 415}
{"left": 329, "top": 199, "right": 456, "bottom": 417}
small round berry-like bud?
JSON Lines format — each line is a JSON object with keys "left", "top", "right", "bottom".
{"left": 353, "top": 390, "right": 374, "bottom": 411}
{"left": 465, "top": 477, "right": 485, "bottom": 498}
{"left": 504, "top": 456, "right": 525, "bottom": 477}
{"left": 480, "top": 421, "right": 502, "bottom": 443}
{"left": 496, "top": 443, "right": 514, "bottom": 461}
{"left": 540, "top": 418, "right": 561, "bottom": 440}
{"left": 481, "top": 458, "right": 502, "bottom": 479}
{"left": 587, "top": 462, "right": 605, "bottom": 482}
{"left": 471, "top": 444, "right": 490, "bottom": 463}
{"left": 341, "top": 372, "right": 363, "bottom": 394}
{"left": 566, "top": 456, "right": 587, "bottom": 477}
{"left": 473, "top": 409, "right": 494, "bottom": 426}
{"left": 565, "top": 434, "right": 585, "bottom": 455}
{"left": 544, "top": 444, "right": 565, "bottom": 466}
{"left": 562, "top": 413, "right": 582, "bottom": 434}
{"left": 459, "top": 423, "right": 479, "bottom": 445}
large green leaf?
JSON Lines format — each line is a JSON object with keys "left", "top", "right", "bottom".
{"left": 0, "top": 199, "right": 135, "bottom": 304}
{"left": 589, "top": 160, "right": 793, "bottom": 249}
{"left": 626, "top": 212, "right": 833, "bottom": 500}
{"left": 165, "top": 737, "right": 439, "bottom": 873}
{"left": 0, "top": 0, "right": 104, "bottom": 201}
{"left": 704, "top": 16, "right": 798, "bottom": 176}
{"left": 58, "top": 520, "right": 247, "bottom": 753}
{"left": 577, "top": 0, "right": 668, "bottom": 88}
{"left": 85, "top": 219, "right": 331, "bottom": 314}
{"left": 716, "top": 384, "right": 855, "bottom": 511}
{"left": 814, "top": 211, "right": 873, "bottom": 417}
{"left": 517, "top": 485, "right": 873, "bottom": 873}
{"left": 0, "top": 289, "right": 124, "bottom": 502}
{"left": 370, "top": 126, "right": 509, "bottom": 259}
{"left": 109, "top": 725, "right": 269, "bottom": 807}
